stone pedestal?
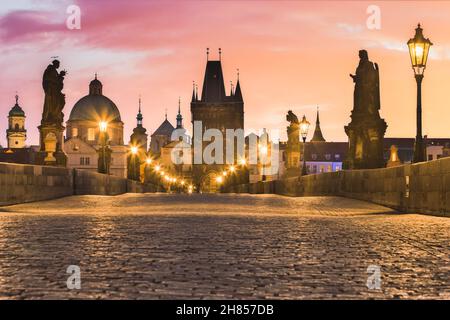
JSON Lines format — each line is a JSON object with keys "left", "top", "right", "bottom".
{"left": 285, "top": 123, "right": 301, "bottom": 177}
{"left": 344, "top": 112, "right": 387, "bottom": 169}
{"left": 35, "top": 123, "right": 67, "bottom": 167}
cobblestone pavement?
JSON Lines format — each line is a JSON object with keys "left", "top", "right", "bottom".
{"left": 0, "top": 193, "right": 448, "bottom": 299}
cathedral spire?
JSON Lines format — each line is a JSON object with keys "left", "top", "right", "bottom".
{"left": 311, "top": 106, "right": 326, "bottom": 142}
{"left": 136, "top": 96, "right": 143, "bottom": 127}
{"left": 234, "top": 69, "right": 243, "bottom": 102}
{"left": 192, "top": 81, "right": 196, "bottom": 102}
{"left": 176, "top": 97, "right": 183, "bottom": 129}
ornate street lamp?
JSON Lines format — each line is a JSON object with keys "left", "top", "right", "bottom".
{"left": 299, "top": 115, "right": 310, "bottom": 176}
{"left": 408, "top": 23, "right": 432, "bottom": 163}
{"left": 97, "top": 121, "right": 111, "bottom": 174}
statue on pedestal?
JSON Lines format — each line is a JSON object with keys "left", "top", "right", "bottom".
{"left": 36, "top": 59, "right": 68, "bottom": 166}
{"left": 344, "top": 50, "right": 387, "bottom": 169}
{"left": 285, "top": 110, "right": 301, "bottom": 177}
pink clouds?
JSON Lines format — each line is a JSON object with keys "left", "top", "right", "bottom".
{"left": 0, "top": 10, "right": 65, "bottom": 42}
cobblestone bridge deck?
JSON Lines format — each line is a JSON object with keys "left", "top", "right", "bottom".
{"left": 0, "top": 193, "right": 448, "bottom": 299}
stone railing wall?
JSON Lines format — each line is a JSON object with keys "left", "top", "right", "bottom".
{"left": 226, "top": 157, "right": 450, "bottom": 216}
{"left": 0, "top": 162, "right": 156, "bottom": 206}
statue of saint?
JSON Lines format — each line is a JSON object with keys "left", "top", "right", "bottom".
{"left": 42, "top": 60, "right": 67, "bottom": 125}
{"left": 350, "top": 50, "right": 380, "bottom": 116}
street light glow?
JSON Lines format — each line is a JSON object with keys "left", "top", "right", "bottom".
{"left": 146, "top": 158, "right": 152, "bottom": 165}
{"left": 130, "top": 146, "right": 138, "bottom": 155}
{"left": 99, "top": 121, "right": 108, "bottom": 132}
{"left": 216, "top": 176, "right": 223, "bottom": 184}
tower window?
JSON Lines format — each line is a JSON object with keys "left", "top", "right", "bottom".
{"left": 72, "top": 127, "right": 78, "bottom": 137}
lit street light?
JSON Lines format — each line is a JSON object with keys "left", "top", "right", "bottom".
{"left": 408, "top": 23, "right": 432, "bottom": 163}
{"left": 299, "top": 115, "right": 310, "bottom": 176}
{"left": 97, "top": 121, "right": 111, "bottom": 174}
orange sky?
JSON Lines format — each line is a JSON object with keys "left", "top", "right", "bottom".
{"left": 0, "top": 0, "right": 449, "bottom": 146}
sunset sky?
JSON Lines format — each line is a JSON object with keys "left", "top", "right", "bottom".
{"left": 1, "top": 0, "right": 449, "bottom": 146}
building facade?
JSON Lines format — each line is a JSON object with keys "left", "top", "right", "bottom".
{"left": 64, "top": 76, "right": 127, "bottom": 178}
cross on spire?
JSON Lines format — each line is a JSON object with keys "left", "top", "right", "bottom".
{"left": 206, "top": 47, "right": 209, "bottom": 61}
{"left": 15, "top": 91, "right": 19, "bottom": 104}
{"left": 219, "top": 48, "right": 222, "bottom": 61}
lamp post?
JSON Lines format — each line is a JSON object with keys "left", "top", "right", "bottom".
{"left": 97, "top": 121, "right": 111, "bottom": 174}
{"left": 408, "top": 23, "right": 432, "bottom": 163}
{"left": 128, "top": 145, "right": 139, "bottom": 181}
{"left": 299, "top": 115, "right": 310, "bottom": 176}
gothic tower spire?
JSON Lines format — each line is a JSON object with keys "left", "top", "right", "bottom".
{"left": 234, "top": 69, "right": 243, "bottom": 102}
{"left": 311, "top": 106, "right": 326, "bottom": 142}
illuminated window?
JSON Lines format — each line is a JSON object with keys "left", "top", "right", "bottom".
{"left": 72, "top": 127, "right": 78, "bottom": 137}
{"left": 88, "top": 128, "right": 95, "bottom": 141}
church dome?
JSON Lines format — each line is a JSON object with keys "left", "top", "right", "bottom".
{"left": 69, "top": 95, "right": 121, "bottom": 122}
{"left": 69, "top": 76, "right": 121, "bottom": 122}
{"left": 9, "top": 95, "right": 25, "bottom": 117}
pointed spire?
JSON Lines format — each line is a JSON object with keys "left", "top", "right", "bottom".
{"left": 165, "top": 108, "right": 168, "bottom": 120}
{"left": 310, "top": 106, "right": 326, "bottom": 142}
{"left": 192, "top": 81, "right": 196, "bottom": 102}
{"left": 230, "top": 81, "right": 234, "bottom": 96}
{"left": 136, "top": 95, "right": 143, "bottom": 127}
{"left": 95, "top": 72, "right": 98, "bottom": 80}
{"left": 234, "top": 69, "right": 243, "bottom": 102}
{"left": 138, "top": 95, "right": 142, "bottom": 113}
{"left": 176, "top": 97, "right": 183, "bottom": 129}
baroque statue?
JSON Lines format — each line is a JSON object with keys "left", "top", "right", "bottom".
{"left": 344, "top": 50, "right": 387, "bottom": 170}
{"left": 42, "top": 59, "right": 67, "bottom": 125}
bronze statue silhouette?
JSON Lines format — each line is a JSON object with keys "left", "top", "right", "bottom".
{"left": 286, "top": 110, "right": 299, "bottom": 124}
{"left": 349, "top": 50, "right": 380, "bottom": 116}
{"left": 42, "top": 60, "right": 67, "bottom": 125}
{"left": 344, "top": 50, "right": 387, "bottom": 170}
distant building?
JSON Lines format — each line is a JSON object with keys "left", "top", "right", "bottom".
{"left": 190, "top": 51, "right": 244, "bottom": 191}
{"left": 64, "top": 75, "right": 127, "bottom": 178}
{"left": 7, "top": 94, "right": 27, "bottom": 149}
{"left": 302, "top": 109, "right": 346, "bottom": 173}
{"left": 383, "top": 137, "right": 450, "bottom": 164}
{"left": 0, "top": 94, "right": 37, "bottom": 164}
{"left": 129, "top": 97, "right": 148, "bottom": 160}
{"left": 150, "top": 98, "right": 192, "bottom": 182}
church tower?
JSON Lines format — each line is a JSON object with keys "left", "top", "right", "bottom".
{"left": 129, "top": 97, "right": 148, "bottom": 158}
{"left": 191, "top": 49, "right": 244, "bottom": 191}
{"left": 7, "top": 94, "right": 27, "bottom": 149}
{"left": 310, "top": 107, "right": 326, "bottom": 142}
